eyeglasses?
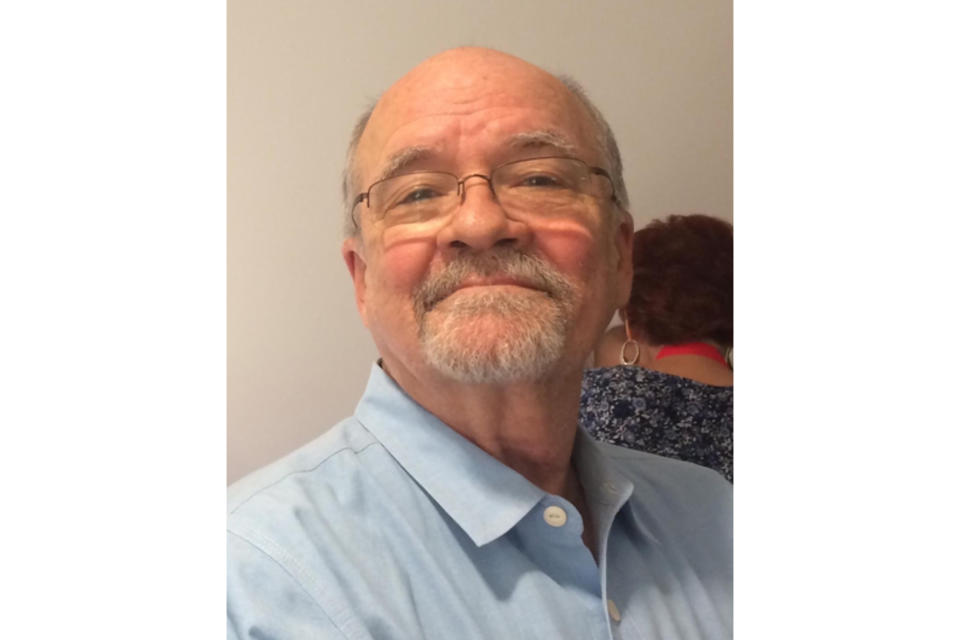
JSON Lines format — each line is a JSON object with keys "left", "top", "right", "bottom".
{"left": 352, "top": 156, "right": 619, "bottom": 227}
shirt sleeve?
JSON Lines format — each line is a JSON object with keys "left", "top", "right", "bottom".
{"left": 227, "top": 530, "right": 353, "bottom": 640}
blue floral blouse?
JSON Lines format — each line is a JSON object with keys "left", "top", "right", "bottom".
{"left": 580, "top": 366, "right": 733, "bottom": 482}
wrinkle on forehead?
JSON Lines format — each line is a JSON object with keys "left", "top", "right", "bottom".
{"left": 356, "top": 48, "right": 599, "bottom": 183}
{"left": 374, "top": 130, "right": 580, "bottom": 184}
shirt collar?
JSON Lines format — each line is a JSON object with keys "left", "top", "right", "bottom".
{"left": 573, "top": 428, "right": 661, "bottom": 546}
{"left": 354, "top": 364, "right": 661, "bottom": 548}
{"left": 354, "top": 364, "right": 545, "bottom": 547}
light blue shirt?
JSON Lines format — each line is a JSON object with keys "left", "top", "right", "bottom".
{"left": 227, "top": 365, "right": 732, "bottom": 639}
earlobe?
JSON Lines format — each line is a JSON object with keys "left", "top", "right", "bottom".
{"left": 341, "top": 237, "right": 369, "bottom": 324}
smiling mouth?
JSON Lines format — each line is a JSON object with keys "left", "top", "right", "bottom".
{"left": 453, "top": 278, "right": 540, "bottom": 292}
{"left": 425, "top": 278, "right": 546, "bottom": 313}
{"left": 414, "top": 250, "right": 572, "bottom": 319}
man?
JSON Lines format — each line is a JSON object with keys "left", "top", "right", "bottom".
{"left": 228, "top": 47, "right": 732, "bottom": 639}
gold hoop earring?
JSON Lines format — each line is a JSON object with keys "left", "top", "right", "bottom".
{"left": 618, "top": 310, "right": 640, "bottom": 365}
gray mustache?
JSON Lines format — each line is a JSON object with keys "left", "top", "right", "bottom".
{"left": 413, "top": 250, "right": 575, "bottom": 315}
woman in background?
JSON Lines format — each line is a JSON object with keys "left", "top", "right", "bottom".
{"left": 581, "top": 214, "right": 734, "bottom": 481}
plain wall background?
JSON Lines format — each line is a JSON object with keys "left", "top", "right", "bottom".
{"left": 228, "top": 0, "right": 732, "bottom": 483}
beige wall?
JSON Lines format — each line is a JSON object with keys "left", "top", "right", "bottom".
{"left": 227, "top": 0, "right": 732, "bottom": 483}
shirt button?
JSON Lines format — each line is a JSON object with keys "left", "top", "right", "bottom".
{"left": 607, "top": 599, "right": 621, "bottom": 623}
{"left": 603, "top": 481, "right": 617, "bottom": 493}
{"left": 543, "top": 505, "right": 567, "bottom": 527}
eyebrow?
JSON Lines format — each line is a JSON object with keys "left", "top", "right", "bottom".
{"left": 374, "top": 146, "right": 436, "bottom": 183}
{"left": 504, "top": 130, "right": 579, "bottom": 157}
{"left": 372, "top": 130, "right": 580, "bottom": 184}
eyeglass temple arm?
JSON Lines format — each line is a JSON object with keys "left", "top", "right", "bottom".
{"left": 590, "top": 167, "right": 620, "bottom": 204}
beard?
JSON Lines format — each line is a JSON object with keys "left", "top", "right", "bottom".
{"left": 412, "top": 249, "right": 579, "bottom": 384}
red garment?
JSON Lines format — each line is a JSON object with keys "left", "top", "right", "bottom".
{"left": 655, "top": 342, "right": 729, "bottom": 367}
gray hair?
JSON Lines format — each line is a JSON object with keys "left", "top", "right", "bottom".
{"left": 340, "top": 75, "right": 629, "bottom": 237}
{"left": 341, "top": 102, "right": 376, "bottom": 237}
{"left": 556, "top": 75, "right": 630, "bottom": 211}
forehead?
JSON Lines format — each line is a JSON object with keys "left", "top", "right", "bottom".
{"left": 355, "top": 54, "right": 599, "bottom": 182}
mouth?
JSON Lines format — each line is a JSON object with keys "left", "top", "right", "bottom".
{"left": 421, "top": 276, "right": 547, "bottom": 315}
{"left": 413, "top": 250, "right": 575, "bottom": 320}
{"left": 452, "top": 277, "right": 542, "bottom": 293}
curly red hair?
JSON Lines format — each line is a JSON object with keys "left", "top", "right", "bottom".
{"left": 626, "top": 214, "right": 733, "bottom": 347}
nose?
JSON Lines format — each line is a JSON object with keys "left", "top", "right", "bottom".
{"left": 435, "top": 175, "right": 532, "bottom": 254}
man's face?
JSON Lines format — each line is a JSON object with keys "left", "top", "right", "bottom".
{"left": 342, "top": 49, "right": 633, "bottom": 386}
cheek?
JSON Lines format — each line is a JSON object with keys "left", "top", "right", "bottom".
{"left": 531, "top": 219, "right": 623, "bottom": 340}
{"left": 366, "top": 234, "right": 437, "bottom": 300}
{"left": 530, "top": 220, "right": 606, "bottom": 284}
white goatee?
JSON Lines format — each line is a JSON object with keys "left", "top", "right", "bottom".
{"left": 413, "top": 250, "right": 579, "bottom": 384}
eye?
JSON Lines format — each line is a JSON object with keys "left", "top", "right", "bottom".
{"left": 397, "top": 187, "right": 441, "bottom": 205}
{"left": 518, "top": 173, "right": 564, "bottom": 188}
{"left": 504, "top": 160, "right": 580, "bottom": 190}
{"left": 380, "top": 173, "right": 455, "bottom": 211}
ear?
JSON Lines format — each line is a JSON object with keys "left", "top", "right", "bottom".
{"left": 612, "top": 213, "right": 634, "bottom": 308}
{"left": 341, "top": 236, "right": 370, "bottom": 326}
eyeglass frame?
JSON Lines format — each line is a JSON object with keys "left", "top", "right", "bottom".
{"left": 349, "top": 155, "right": 622, "bottom": 229}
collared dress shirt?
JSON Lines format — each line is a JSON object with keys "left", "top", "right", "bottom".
{"left": 228, "top": 365, "right": 732, "bottom": 639}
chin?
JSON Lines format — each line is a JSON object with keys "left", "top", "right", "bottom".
{"left": 419, "top": 293, "right": 570, "bottom": 384}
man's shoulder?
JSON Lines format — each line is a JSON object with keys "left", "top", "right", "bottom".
{"left": 596, "top": 439, "right": 732, "bottom": 511}
{"left": 596, "top": 440, "right": 732, "bottom": 556}
{"left": 226, "top": 415, "right": 401, "bottom": 639}
{"left": 598, "top": 438, "right": 727, "bottom": 479}
{"left": 227, "top": 416, "right": 380, "bottom": 518}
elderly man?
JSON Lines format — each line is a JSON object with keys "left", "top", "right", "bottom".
{"left": 228, "top": 47, "right": 732, "bottom": 639}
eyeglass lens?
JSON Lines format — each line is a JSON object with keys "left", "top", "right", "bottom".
{"left": 367, "top": 157, "right": 609, "bottom": 225}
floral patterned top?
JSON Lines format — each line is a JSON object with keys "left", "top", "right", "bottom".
{"left": 580, "top": 366, "right": 733, "bottom": 482}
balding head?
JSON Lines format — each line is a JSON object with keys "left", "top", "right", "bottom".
{"left": 341, "top": 47, "right": 628, "bottom": 236}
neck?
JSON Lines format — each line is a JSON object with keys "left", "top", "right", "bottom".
{"left": 380, "top": 356, "right": 599, "bottom": 560}
{"left": 646, "top": 341, "right": 733, "bottom": 386}
{"left": 633, "top": 340, "right": 662, "bottom": 369}
{"left": 381, "top": 357, "right": 583, "bottom": 497}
